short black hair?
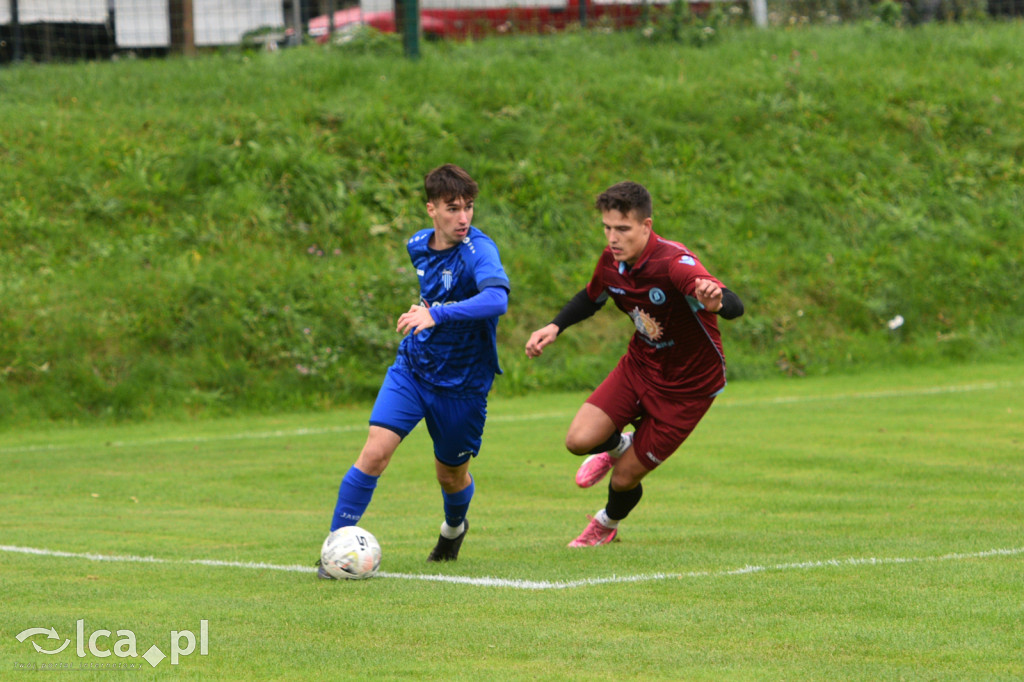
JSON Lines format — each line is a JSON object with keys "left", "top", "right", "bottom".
{"left": 424, "top": 164, "right": 478, "bottom": 203}
{"left": 595, "top": 181, "right": 652, "bottom": 221}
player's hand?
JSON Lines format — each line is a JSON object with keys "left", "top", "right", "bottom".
{"left": 396, "top": 305, "right": 435, "bottom": 336}
{"left": 525, "top": 324, "right": 560, "bottom": 358}
{"left": 694, "top": 278, "right": 723, "bottom": 313}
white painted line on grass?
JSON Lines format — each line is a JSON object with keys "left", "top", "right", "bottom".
{"left": 721, "top": 379, "right": 1023, "bottom": 408}
{"left": 0, "top": 425, "right": 369, "bottom": 455}
{"left": 2, "top": 378, "right": 1019, "bottom": 456}
{"left": 0, "top": 414, "right": 573, "bottom": 455}
{"left": 2, "top": 544, "right": 1021, "bottom": 591}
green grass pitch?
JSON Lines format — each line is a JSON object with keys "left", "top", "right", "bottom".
{"left": 2, "top": 362, "right": 1022, "bottom": 679}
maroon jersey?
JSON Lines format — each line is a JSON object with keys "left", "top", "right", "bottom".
{"left": 585, "top": 231, "right": 728, "bottom": 398}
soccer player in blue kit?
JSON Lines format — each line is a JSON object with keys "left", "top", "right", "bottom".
{"left": 318, "top": 164, "right": 510, "bottom": 576}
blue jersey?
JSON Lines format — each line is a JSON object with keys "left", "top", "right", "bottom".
{"left": 396, "top": 226, "right": 510, "bottom": 394}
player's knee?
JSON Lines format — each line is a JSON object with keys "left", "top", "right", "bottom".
{"left": 564, "top": 431, "right": 592, "bottom": 456}
{"left": 354, "top": 448, "right": 391, "bottom": 477}
{"left": 610, "top": 464, "right": 647, "bottom": 491}
{"left": 435, "top": 469, "right": 456, "bottom": 489}
{"left": 435, "top": 468, "right": 470, "bottom": 493}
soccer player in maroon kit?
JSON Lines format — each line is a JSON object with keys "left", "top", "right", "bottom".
{"left": 525, "top": 181, "right": 744, "bottom": 547}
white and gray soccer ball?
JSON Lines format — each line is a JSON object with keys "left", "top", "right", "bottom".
{"left": 320, "top": 526, "right": 382, "bottom": 580}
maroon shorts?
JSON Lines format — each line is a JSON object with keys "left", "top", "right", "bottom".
{"left": 586, "top": 356, "right": 715, "bottom": 471}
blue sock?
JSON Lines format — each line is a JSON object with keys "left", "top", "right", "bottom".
{"left": 330, "top": 466, "right": 378, "bottom": 531}
{"left": 442, "top": 475, "right": 474, "bottom": 529}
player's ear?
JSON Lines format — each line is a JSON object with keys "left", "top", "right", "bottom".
{"left": 426, "top": 202, "right": 437, "bottom": 218}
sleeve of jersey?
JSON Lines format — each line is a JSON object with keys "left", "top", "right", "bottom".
{"left": 551, "top": 288, "right": 606, "bottom": 332}
{"left": 467, "top": 234, "right": 511, "bottom": 293}
{"left": 583, "top": 255, "right": 607, "bottom": 303}
{"left": 551, "top": 257, "right": 609, "bottom": 332}
{"left": 428, "top": 286, "right": 508, "bottom": 324}
{"left": 668, "top": 258, "right": 743, "bottom": 317}
{"left": 668, "top": 256, "right": 719, "bottom": 300}
{"left": 718, "top": 289, "right": 744, "bottom": 319}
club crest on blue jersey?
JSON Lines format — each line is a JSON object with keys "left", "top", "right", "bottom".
{"left": 649, "top": 288, "right": 666, "bottom": 305}
{"left": 442, "top": 269, "right": 454, "bottom": 291}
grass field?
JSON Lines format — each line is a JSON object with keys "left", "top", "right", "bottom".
{"left": 1, "top": 362, "right": 1022, "bottom": 679}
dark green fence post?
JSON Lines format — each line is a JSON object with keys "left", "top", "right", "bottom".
{"left": 395, "top": 0, "right": 420, "bottom": 59}
{"left": 11, "top": 0, "right": 23, "bottom": 61}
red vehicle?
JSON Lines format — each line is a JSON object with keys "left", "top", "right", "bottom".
{"left": 309, "top": 0, "right": 699, "bottom": 41}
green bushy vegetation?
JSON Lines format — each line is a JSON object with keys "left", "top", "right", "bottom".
{"left": 1, "top": 21, "right": 1021, "bottom": 424}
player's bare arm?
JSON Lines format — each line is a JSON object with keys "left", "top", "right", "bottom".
{"left": 396, "top": 305, "right": 436, "bottom": 336}
{"left": 525, "top": 323, "right": 560, "bottom": 358}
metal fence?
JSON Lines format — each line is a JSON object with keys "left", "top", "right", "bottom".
{"left": 1, "top": 0, "right": 1021, "bottom": 63}
{"left": 0, "top": 0, "right": 308, "bottom": 61}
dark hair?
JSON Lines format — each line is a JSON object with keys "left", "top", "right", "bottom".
{"left": 424, "top": 164, "right": 479, "bottom": 203}
{"left": 595, "top": 181, "right": 652, "bottom": 221}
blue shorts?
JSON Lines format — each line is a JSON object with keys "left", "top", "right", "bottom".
{"left": 369, "top": 364, "right": 488, "bottom": 467}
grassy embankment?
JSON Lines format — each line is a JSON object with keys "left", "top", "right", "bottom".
{"left": 1, "top": 21, "right": 1021, "bottom": 423}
